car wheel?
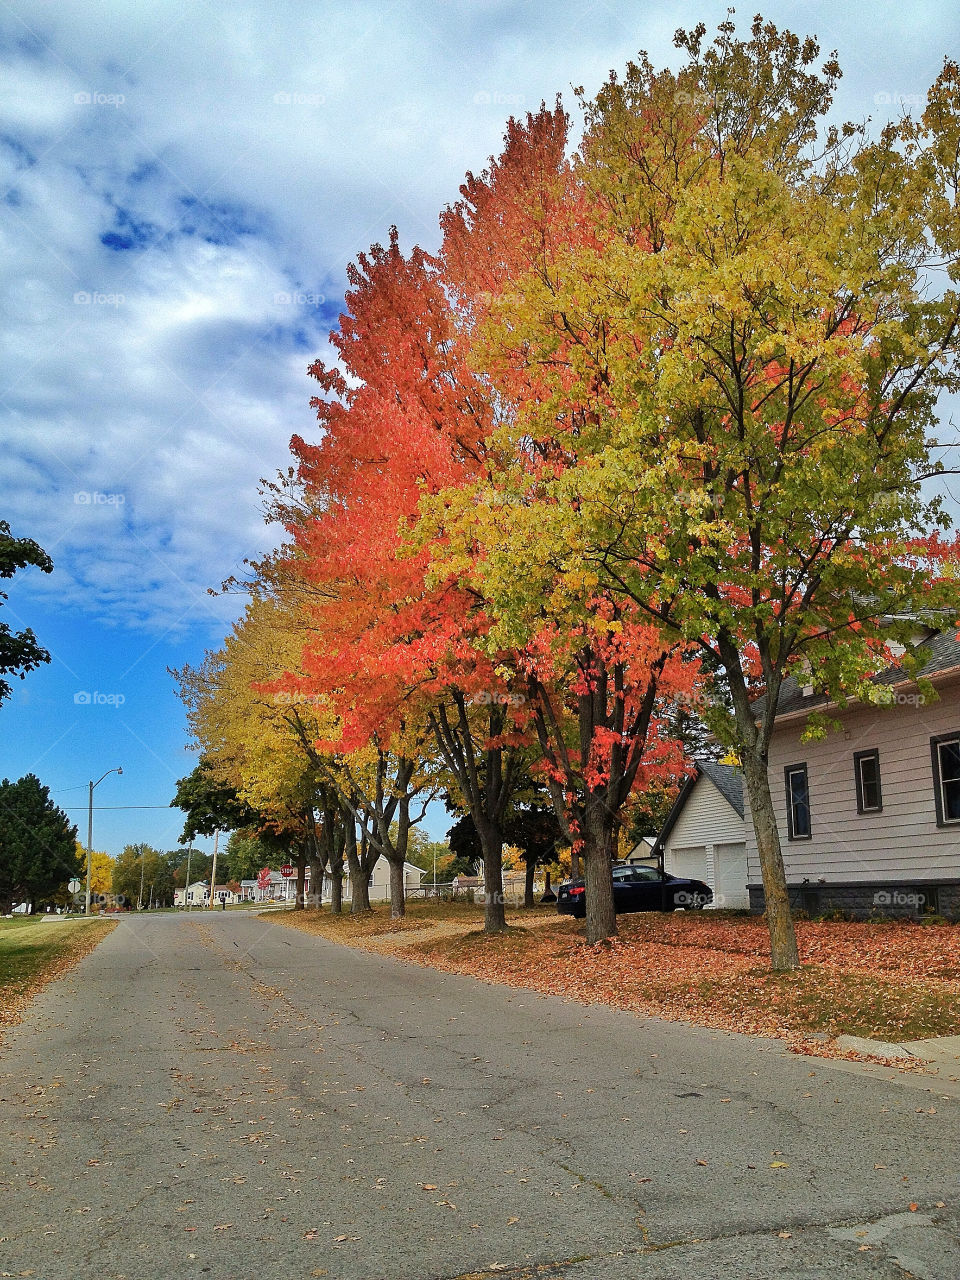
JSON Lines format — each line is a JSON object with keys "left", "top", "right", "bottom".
{"left": 688, "top": 893, "right": 708, "bottom": 910}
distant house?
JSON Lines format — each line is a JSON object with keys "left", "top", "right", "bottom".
{"left": 747, "top": 628, "right": 960, "bottom": 919}
{"left": 624, "top": 836, "right": 657, "bottom": 866}
{"left": 652, "top": 762, "right": 749, "bottom": 909}
{"left": 173, "top": 881, "right": 209, "bottom": 907}
{"left": 248, "top": 858, "right": 426, "bottom": 904}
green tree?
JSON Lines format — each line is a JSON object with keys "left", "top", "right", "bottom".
{"left": 0, "top": 774, "right": 79, "bottom": 912}
{"left": 223, "top": 829, "right": 276, "bottom": 882}
{"left": 171, "top": 760, "right": 259, "bottom": 843}
{"left": 112, "top": 843, "right": 166, "bottom": 909}
{"left": 0, "top": 520, "right": 53, "bottom": 706}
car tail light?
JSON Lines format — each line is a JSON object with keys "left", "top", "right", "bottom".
{"left": 569, "top": 886, "right": 585, "bottom": 896}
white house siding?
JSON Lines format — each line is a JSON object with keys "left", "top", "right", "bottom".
{"left": 661, "top": 775, "right": 749, "bottom": 909}
{"left": 332, "top": 857, "right": 424, "bottom": 903}
{"left": 746, "top": 681, "right": 960, "bottom": 887}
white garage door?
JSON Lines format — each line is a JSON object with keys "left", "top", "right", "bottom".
{"left": 713, "top": 841, "right": 749, "bottom": 910}
{"left": 669, "top": 845, "right": 708, "bottom": 884}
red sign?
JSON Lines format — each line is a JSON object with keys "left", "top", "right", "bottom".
{"left": 280, "top": 864, "right": 295, "bottom": 879}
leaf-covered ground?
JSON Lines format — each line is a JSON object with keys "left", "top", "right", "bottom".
{"left": 275, "top": 904, "right": 960, "bottom": 1058}
{"left": 0, "top": 916, "right": 117, "bottom": 1039}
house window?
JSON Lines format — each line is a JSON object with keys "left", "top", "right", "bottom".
{"left": 854, "top": 749, "right": 882, "bottom": 814}
{"left": 931, "top": 733, "right": 960, "bottom": 825}
{"left": 784, "top": 763, "right": 811, "bottom": 840}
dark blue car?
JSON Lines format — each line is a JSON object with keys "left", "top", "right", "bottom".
{"left": 557, "top": 862, "right": 712, "bottom": 918}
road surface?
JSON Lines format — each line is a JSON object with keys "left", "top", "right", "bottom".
{"left": 0, "top": 911, "right": 957, "bottom": 1279}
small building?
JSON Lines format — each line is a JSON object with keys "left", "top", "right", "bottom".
{"left": 174, "top": 881, "right": 209, "bottom": 907}
{"left": 623, "top": 836, "right": 657, "bottom": 866}
{"left": 652, "top": 762, "right": 749, "bottom": 910}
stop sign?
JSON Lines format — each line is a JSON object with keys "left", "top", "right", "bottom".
{"left": 280, "top": 864, "right": 295, "bottom": 878}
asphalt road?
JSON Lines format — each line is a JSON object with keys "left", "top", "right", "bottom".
{"left": 0, "top": 911, "right": 958, "bottom": 1280}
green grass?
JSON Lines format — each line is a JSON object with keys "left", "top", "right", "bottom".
{"left": 0, "top": 916, "right": 115, "bottom": 1022}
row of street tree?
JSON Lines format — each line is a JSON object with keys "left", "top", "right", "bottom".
{"left": 174, "top": 17, "right": 960, "bottom": 969}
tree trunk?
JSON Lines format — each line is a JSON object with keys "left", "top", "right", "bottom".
{"left": 523, "top": 857, "right": 536, "bottom": 909}
{"left": 582, "top": 797, "right": 617, "bottom": 944}
{"left": 741, "top": 745, "right": 800, "bottom": 971}
{"left": 343, "top": 818, "right": 372, "bottom": 914}
{"left": 477, "top": 819, "right": 507, "bottom": 932}
{"left": 329, "top": 863, "right": 343, "bottom": 913}
{"left": 388, "top": 857, "right": 406, "bottom": 920}
{"left": 294, "top": 845, "right": 307, "bottom": 911}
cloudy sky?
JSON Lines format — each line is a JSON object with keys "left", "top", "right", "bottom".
{"left": 1, "top": 0, "right": 958, "bottom": 857}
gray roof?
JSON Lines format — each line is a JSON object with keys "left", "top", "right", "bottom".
{"left": 652, "top": 761, "right": 744, "bottom": 855}
{"left": 753, "top": 627, "right": 960, "bottom": 720}
{"left": 696, "top": 761, "right": 744, "bottom": 818}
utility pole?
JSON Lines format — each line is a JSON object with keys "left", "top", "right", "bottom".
{"left": 183, "top": 846, "right": 192, "bottom": 909}
{"left": 137, "top": 845, "right": 146, "bottom": 911}
{"left": 85, "top": 767, "right": 122, "bottom": 915}
{"left": 207, "top": 829, "right": 220, "bottom": 909}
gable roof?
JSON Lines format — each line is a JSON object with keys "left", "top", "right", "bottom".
{"left": 752, "top": 627, "right": 960, "bottom": 721}
{"left": 652, "top": 762, "right": 744, "bottom": 856}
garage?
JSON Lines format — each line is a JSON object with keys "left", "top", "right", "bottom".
{"left": 653, "top": 762, "right": 750, "bottom": 911}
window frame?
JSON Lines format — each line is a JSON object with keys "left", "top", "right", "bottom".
{"left": 854, "top": 748, "right": 883, "bottom": 815}
{"left": 930, "top": 732, "right": 960, "bottom": 827}
{"left": 784, "top": 762, "right": 812, "bottom": 841}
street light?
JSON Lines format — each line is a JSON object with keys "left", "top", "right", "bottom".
{"left": 85, "top": 767, "right": 122, "bottom": 915}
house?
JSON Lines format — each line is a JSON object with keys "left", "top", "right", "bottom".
{"left": 250, "top": 858, "right": 426, "bottom": 904}
{"left": 174, "top": 881, "right": 209, "bottom": 907}
{"left": 652, "top": 762, "right": 750, "bottom": 909}
{"left": 747, "top": 628, "right": 960, "bottom": 919}
{"left": 623, "top": 836, "right": 657, "bottom": 866}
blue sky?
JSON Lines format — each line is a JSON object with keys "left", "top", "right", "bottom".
{"left": 2, "top": 0, "right": 959, "bottom": 857}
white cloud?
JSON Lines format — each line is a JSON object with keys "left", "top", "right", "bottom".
{"left": 1, "top": 0, "right": 957, "bottom": 638}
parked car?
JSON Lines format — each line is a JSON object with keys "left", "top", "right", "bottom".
{"left": 557, "top": 862, "right": 712, "bottom": 918}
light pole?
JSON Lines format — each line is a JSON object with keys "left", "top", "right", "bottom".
{"left": 86, "top": 767, "right": 122, "bottom": 915}
{"left": 207, "top": 829, "right": 220, "bottom": 910}
{"left": 183, "top": 845, "right": 193, "bottom": 909}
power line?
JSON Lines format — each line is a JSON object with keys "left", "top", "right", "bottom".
{"left": 59, "top": 805, "right": 181, "bottom": 811}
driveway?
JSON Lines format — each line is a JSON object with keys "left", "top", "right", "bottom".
{"left": 0, "top": 911, "right": 957, "bottom": 1279}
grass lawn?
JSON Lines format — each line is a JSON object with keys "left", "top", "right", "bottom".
{"left": 0, "top": 915, "right": 117, "bottom": 1038}
{"left": 275, "top": 902, "right": 960, "bottom": 1058}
